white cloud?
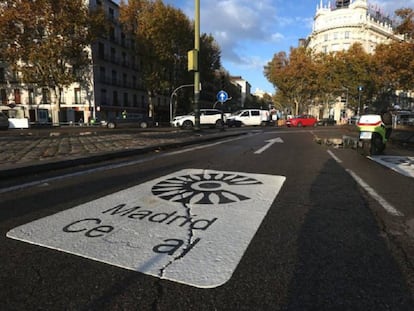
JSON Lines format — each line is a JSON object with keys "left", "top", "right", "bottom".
{"left": 271, "top": 32, "right": 285, "bottom": 42}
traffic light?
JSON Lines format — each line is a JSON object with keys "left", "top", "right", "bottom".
{"left": 187, "top": 49, "right": 198, "bottom": 72}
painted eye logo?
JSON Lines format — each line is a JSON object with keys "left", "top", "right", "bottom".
{"left": 152, "top": 172, "right": 262, "bottom": 205}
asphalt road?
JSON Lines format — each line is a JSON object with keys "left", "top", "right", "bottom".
{"left": 1, "top": 127, "right": 414, "bottom": 310}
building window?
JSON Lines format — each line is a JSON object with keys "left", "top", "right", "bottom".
{"left": 121, "top": 32, "right": 126, "bottom": 47}
{"left": 109, "top": 26, "right": 115, "bottom": 41}
{"left": 123, "top": 73, "right": 127, "bottom": 87}
{"left": 42, "top": 88, "right": 50, "bottom": 103}
{"left": 74, "top": 88, "right": 81, "bottom": 105}
{"left": 112, "top": 70, "right": 117, "bottom": 85}
{"left": 334, "top": 32, "right": 338, "bottom": 40}
{"left": 99, "top": 67, "right": 106, "bottom": 83}
{"left": 141, "top": 95, "right": 145, "bottom": 108}
{"left": 0, "top": 67, "right": 5, "bottom": 83}
{"left": 98, "top": 42, "right": 105, "bottom": 59}
{"left": 28, "top": 88, "right": 35, "bottom": 105}
{"left": 123, "top": 93, "right": 128, "bottom": 107}
{"left": 110, "top": 47, "right": 116, "bottom": 62}
{"left": 109, "top": 7, "right": 114, "bottom": 19}
{"left": 14, "top": 89, "right": 21, "bottom": 104}
{"left": 133, "top": 94, "right": 138, "bottom": 107}
{"left": 0, "top": 89, "right": 7, "bottom": 105}
{"left": 100, "top": 89, "right": 107, "bottom": 106}
{"left": 324, "top": 34, "right": 328, "bottom": 41}
{"left": 345, "top": 31, "right": 350, "bottom": 39}
{"left": 113, "top": 91, "right": 118, "bottom": 106}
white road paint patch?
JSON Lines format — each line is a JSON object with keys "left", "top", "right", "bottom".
{"left": 369, "top": 156, "right": 414, "bottom": 178}
{"left": 254, "top": 137, "right": 284, "bottom": 154}
{"left": 7, "top": 169, "right": 286, "bottom": 288}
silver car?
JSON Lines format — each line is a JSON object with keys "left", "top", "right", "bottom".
{"left": 171, "top": 109, "right": 225, "bottom": 129}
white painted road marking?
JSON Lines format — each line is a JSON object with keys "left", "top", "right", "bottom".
{"left": 7, "top": 169, "right": 286, "bottom": 288}
{"left": 346, "top": 170, "right": 404, "bottom": 217}
{"left": 254, "top": 137, "right": 284, "bottom": 154}
{"left": 369, "top": 156, "right": 414, "bottom": 178}
{"left": 327, "top": 151, "right": 404, "bottom": 217}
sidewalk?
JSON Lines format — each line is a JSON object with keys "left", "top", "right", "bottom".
{"left": 0, "top": 127, "right": 248, "bottom": 179}
{"left": 1, "top": 125, "right": 413, "bottom": 179}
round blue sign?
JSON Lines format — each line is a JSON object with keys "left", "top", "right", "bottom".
{"left": 217, "top": 90, "right": 228, "bottom": 103}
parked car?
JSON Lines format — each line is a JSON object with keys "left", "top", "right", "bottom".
{"left": 317, "top": 117, "right": 337, "bottom": 126}
{"left": 396, "top": 112, "right": 414, "bottom": 126}
{"left": 348, "top": 115, "right": 360, "bottom": 125}
{"left": 226, "top": 109, "right": 269, "bottom": 127}
{"left": 171, "top": 109, "right": 224, "bottom": 129}
{"left": 0, "top": 112, "right": 9, "bottom": 130}
{"left": 106, "top": 114, "right": 154, "bottom": 129}
{"left": 286, "top": 115, "right": 318, "bottom": 127}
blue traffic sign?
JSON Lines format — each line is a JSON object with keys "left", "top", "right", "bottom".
{"left": 217, "top": 90, "right": 228, "bottom": 103}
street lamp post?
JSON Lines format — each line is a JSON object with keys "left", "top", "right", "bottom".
{"left": 169, "top": 84, "right": 194, "bottom": 124}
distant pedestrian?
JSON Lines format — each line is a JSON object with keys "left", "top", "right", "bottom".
{"left": 381, "top": 107, "right": 393, "bottom": 139}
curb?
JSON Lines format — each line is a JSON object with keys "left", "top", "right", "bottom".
{"left": 0, "top": 131, "right": 247, "bottom": 180}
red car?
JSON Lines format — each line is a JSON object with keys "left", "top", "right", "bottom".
{"left": 286, "top": 115, "right": 318, "bottom": 127}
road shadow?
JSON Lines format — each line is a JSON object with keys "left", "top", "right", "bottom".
{"left": 284, "top": 158, "right": 414, "bottom": 310}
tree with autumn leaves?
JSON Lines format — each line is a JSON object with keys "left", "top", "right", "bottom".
{"left": 265, "top": 41, "right": 414, "bottom": 115}
{"left": 0, "top": 0, "right": 223, "bottom": 122}
{"left": 265, "top": 7, "right": 414, "bottom": 115}
{"left": 0, "top": 0, "right": 105, "bottom": 123}
{"left": 119, "top": 0, "right": 222, "bottom": 117}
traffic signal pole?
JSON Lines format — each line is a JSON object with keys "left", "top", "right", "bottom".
{"left": 194, "top": 0, "right": 200, "bottom": 130}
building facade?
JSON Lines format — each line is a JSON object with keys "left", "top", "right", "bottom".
{"left": 230, "top": 76, "right": 252, "bottom": 108}
{"left": 0, "top": 0, "right": 170, "bottom": 126}
{"left": 308, "top": 0, "right": 404, "bottom": 54}
{"left": 306, "top": 0, "right": 407, "bottom": 122}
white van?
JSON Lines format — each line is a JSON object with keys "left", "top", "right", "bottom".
{"left": 226, "top": 109, "right": 269, "bottom": 127}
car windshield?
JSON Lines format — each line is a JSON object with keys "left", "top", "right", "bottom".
{"left": 231, "top": 110, "right": 242, "bottom": 116}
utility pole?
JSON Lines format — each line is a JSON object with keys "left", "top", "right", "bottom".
{"left": 194, "top": 0, "right": 200, "bottom": 130}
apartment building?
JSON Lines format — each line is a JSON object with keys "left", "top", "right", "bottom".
{"left": 306, "top": 0, "right": 407, "bottom": 121}
{"left": 0, "top": 0, "right": 168, "bottom": 125}
{"left": 308, "top": 0, "right": 404, "bottom": 54}
{"left": 230, "top": 76, "right": 252, "bottom": 108}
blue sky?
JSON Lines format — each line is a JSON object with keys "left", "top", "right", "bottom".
{"left": 160, "top": 0, "right": 413, "bottom": 95}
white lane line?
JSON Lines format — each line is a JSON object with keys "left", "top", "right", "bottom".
{"left": 327, "top": 150, "right": 342, "bottom": 163}
{"left": 327, "top": 150, "right": 404, "bottom": 217}
{"left": 0, "top": 135, "right": 250, "bottom": 194}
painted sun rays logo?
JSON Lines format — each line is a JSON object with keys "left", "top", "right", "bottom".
{"left": 152, "top": 172, "right": 262, "bottom": 205}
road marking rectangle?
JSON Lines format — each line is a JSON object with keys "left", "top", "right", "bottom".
{"left": 7, "top": 169, "right": 286, "bottom": 288}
